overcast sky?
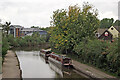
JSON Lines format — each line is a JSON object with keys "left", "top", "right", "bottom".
{"left": 0, "top": 0, "right": 119, "bottom": 28}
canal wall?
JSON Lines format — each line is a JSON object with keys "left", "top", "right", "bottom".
{"left": 2, "top": 50, "right": 22, "bottom": 79}
{"left": 15, "top": 51, "right": 22, "bottom": 79}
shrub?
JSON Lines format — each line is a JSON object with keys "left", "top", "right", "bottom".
{"left": 2, "top": 37, "right": 9, "bottom": 57}
{"left": 73, "top": 38, "right": 119, "bottom": 77}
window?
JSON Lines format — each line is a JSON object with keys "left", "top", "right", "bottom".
{"left": 111, "top": 28, "right": 114, "bottom": 30}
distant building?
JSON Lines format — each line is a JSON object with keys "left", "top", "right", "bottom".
{"left": 9, "top": 25, "right": 47, "bottom": 37}
{"left": 108, "top": 26, "right": 120, "bottom": 38}
{"left": 20, "top": 28, "right": 47, "bottom": 37}
{"left": 25, "top": 33, "right": 33, "bottom": 36}
{"left": 10, "top": 25, "right": 23, "bottom": 37}
{"left": 96, "top": 26, "right": 120, "bottom": 40}
{"left": 95, "top": 28, "right": 108, "bottom": 38}
{"left": 98, "top": 30, "right": 113, "bottom": 40}
{"left": 95, "top": 28, "right": 113, "bottom": 40}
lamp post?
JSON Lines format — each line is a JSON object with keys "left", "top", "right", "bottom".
{"left": 118, "top": 1, "right": 120, "bottom": 20}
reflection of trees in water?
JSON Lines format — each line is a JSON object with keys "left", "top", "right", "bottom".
{"left": 16, "top": 51, "right": 40, "bottom": 60}
{"left": 39, "top": 54, "right": 46, "bottom": 63}
{"left": 13, "top": 43, "right": 50, "bottom": 51}
{"left": 33, "top": 54, "right": 39, "bottom": 56}
{"left": 48, "top": 60, "right": 83, "bottom": 78}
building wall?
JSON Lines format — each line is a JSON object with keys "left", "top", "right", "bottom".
{"left": 108, "top": 26, "right": 119, "bottom": 38}
{"left": 16, "top": 28, "right": 19, "bottom": 37}
{"left": 98, "top": 30, "right": 113, "bottom": 40}
{"left": 10, "top": 26, "right": 47, "bottom": 37}
{"left": 10, "top": 25, "right": 23, "bottom": 37}
{"left": 15, "top": 28, "right": 21, "bottom": 37}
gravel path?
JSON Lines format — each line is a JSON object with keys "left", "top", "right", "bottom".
{"left": 2, "top": 50, "right": 21, "bottom": 79}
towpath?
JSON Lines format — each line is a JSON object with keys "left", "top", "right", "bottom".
{"left": 0, "top": 74, "right": 2, "bottom": 79}
{"left": 73, "top": 60, "right": 116, "bottom": 79}
{"left": 2, "top": 50, "right": 21, "bottom": 79}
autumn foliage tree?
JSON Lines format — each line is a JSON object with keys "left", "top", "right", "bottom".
{"left": 49, "top": 2, "right": 100, "bottom": 54}
{"left": 49, "top": 3, "right": 120, "bottom": 76}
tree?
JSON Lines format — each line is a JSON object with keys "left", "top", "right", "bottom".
{"left": 31, "top": 26, "right": 39, "bottom": 28}
{"left": 100, "top": 18, "right": 114, "bottom": 28}
{"left": 32, "top": 32, "right": 40, "bottom": 38}
{"left": 39, "top": 27, "right": 50, "bottom": 31}
{"left": 113, "top": 20, "right": 120, "bottom": 26}
{"left": 2, "top": 22, "right": 11, "bottom": 36}
{"left": 2, "top": 37, "right": 9, "bottom": 57}
{"left": 50, "top": 2, "right": 100, "bottom": 54}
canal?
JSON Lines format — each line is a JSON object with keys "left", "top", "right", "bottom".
{"left": 15, "top": 47, "right": 85, "bottom": 78}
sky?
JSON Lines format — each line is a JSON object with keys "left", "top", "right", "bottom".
{"left": 0, "top": 0, "right": 119, "bottom": 28}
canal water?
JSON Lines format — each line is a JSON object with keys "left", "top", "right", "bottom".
{"left": 15, "top": 47, "right": 84, "bottom": 78}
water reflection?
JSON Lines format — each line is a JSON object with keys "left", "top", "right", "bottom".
{"left": 13, "top": 43, "right": 50, "bottom": 51}
{"left": 47, "top": 59, "right": 84, "bottom": 78}
{"left": 16, "top": 51, "right": 55, "bottom": 78}
{"left": 16, "top": 51, "right": 84, "bottom": 78}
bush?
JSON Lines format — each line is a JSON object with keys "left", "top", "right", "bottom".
{"left": 2, "top": 37, "right": 9, "bottom": 57}
{"left": 73, "top": 38, "right": 119, "bottom": 77}
{"left": 8, "top": 33, "right": 47, "bottom": 47}
{"left": 74, "top": 39, "right": 109, "bottom": 64}
{"left": 7, "top": 34, "right": 14, "bottom": 46}
{"left": 107, "top": 39, "right": 120, "bottom": 75}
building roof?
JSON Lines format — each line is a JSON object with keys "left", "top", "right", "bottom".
{"left": 21, "top": 28, "right": 43, "bottom": 32}
{"left": 96, "top": 28, "right": 108, "bottom": 35}
{"left": 10, "top": 25, "right": 23, "bottom": 28}
{"left": 114, "top": 26, "right": 120, "bottom": 32}
{"left": 21, "top": 28, "right": 34, "bottom": 31}
{"left": 98, "top": 30, "right": 113, "bottom": 40}
{"left": 26, "top": 33, "right": 33, "bottom": 36}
